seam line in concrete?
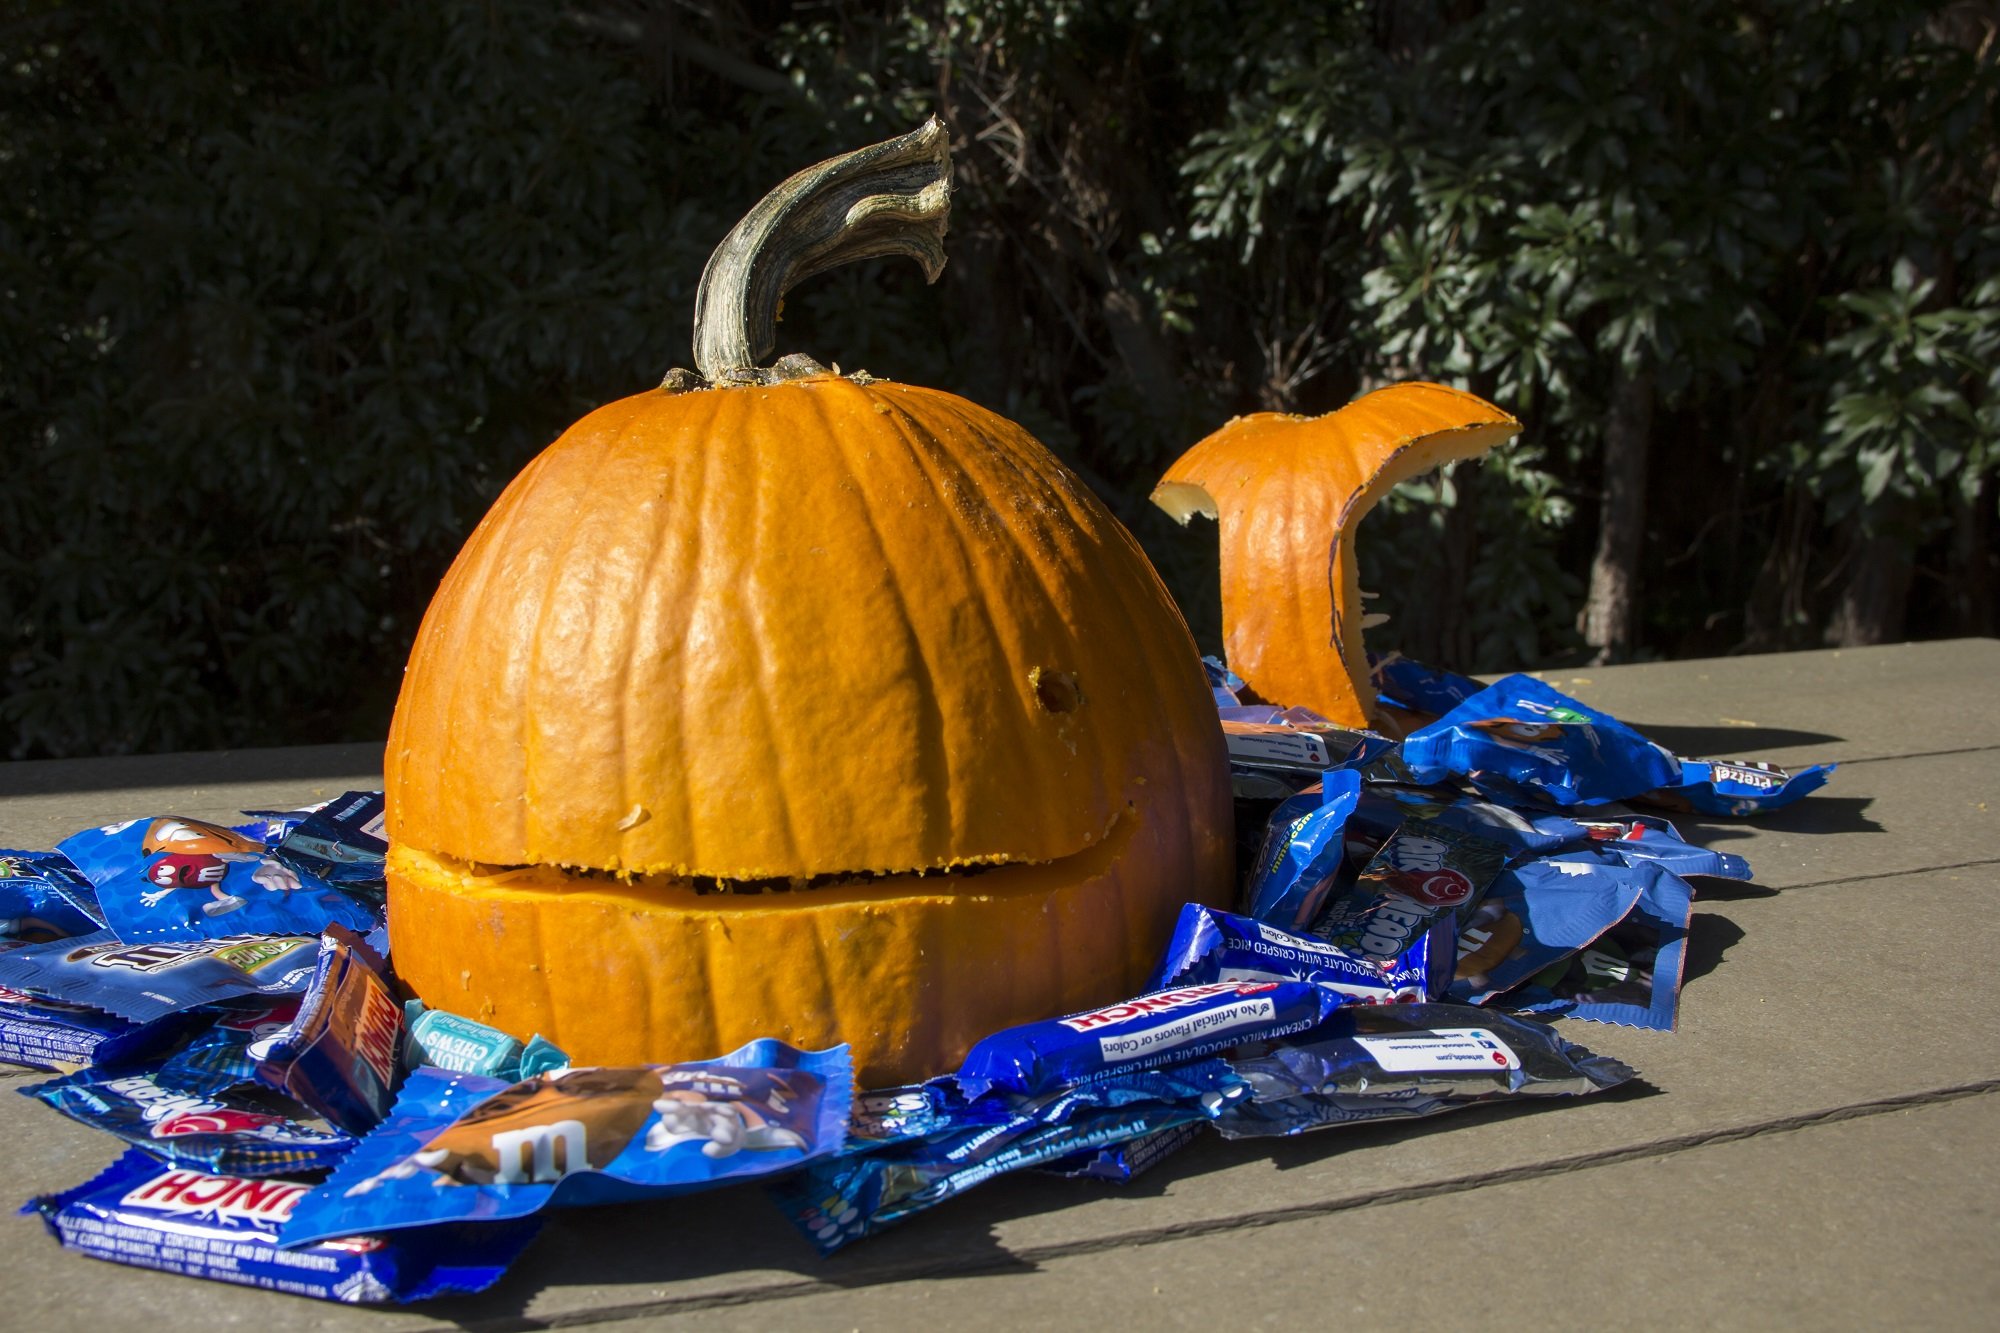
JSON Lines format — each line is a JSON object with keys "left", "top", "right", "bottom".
{"left": 1825, "top": 743, "right": 2000, "bottom": 766}
{"left": 1772, "top": 857, "right": 2000, "bottom": 893}
{"left": 431, "top": 1076, "right": 2000, "bottom": 1332}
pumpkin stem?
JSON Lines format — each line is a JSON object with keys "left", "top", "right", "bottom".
{"left": 690, "top": 117, "right": 953, "bottom": 383}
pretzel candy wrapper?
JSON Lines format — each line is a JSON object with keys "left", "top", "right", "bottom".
{"left": 251, "top": 926, "right": 403, "bottom": 1133}
{"left": 22, "top": 1066, "right": 357, "bottom": 1175}
{"left": 1245, "top": 770, "right": 1364, "bottom": 929}
{"left": 279, "top": 1039, "right": 851, "bottom": 1247}
{"left": 57, "top": 816, "right": 379, "bottom": 944}
{"left": 1504, "top": 861, "right": 1696, "bottom": 1031}
{"left": 952, "top": 978, "right": 1351, "bottom": 1100}
{"left": 1645, "top": 758, "right": 1835, "bottom": 817}
{"left": 1151, "top": 902, "right": 1440, "bottom": 1003}
{"left": 0, "top": 850, "right": 104, "bottom": 941}
{"left": 1214, "top": 1003, "right": 1636, "bottom": 1139}
{"left": 0, "top": 931, "right": 319, "bottom": 1023}
{"left": 25, "top": 1149, "right": 538, "bottom": 1304}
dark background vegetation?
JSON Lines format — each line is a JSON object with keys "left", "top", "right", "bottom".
{"left": 4, "top": 0, "right": 1996, "bottom": 759}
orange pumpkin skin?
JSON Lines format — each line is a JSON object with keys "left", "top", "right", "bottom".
{"left": 1152, "top": 382, "right": 1521, "bottom": 728}
{"left": 387, "top": 374, "right": 1232, "bottom": 1087}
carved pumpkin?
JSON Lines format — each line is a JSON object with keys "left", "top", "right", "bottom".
{"left": 385, "top": 120, "right": 1232, "bottom": 1087}
{"left": 1152, "top": 383, "right": 1521, "bottom": 728}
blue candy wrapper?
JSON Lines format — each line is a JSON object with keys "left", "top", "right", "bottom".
{"left": 1246, "top": 771, "right": 1364, "bottom": 929}
{"left": 0, "top": 980, "right": 193, "bottom": 1072}
{"left": 22, "top": 1066, "right": 356, "bottom": 1175}
{"left": 1447, "top": 852, "right": 1652, "bottom": 1003}
{"left": 252, "top": 927, "right": 403, "bottom": 1133}
{"left": 1306, "top": 815, "right": 1511, "bottom": 963}
{"left": 280, "top": 1040, "right": 851, "bottom": 1247}
{"left": 953, "top": 979, "right": 1349, "bottom": 1099}
{"left": 1400, "top": 675, "right": 1682, "bottom": 806}
{"left": 0, "top": 931, "right": 319, "bottom": 1024}
{"left": 273, "top": 791, "right": 388, "bottom": 893}
{"left": 1368, "top": 652, "right": 1486, "bottom": 716}
{"left": 0, "top": 850, "right": 103, "bottom": 941}
{"left": 1214, "top": 1003, "right": 1636, "bottom": 1138}
{"left": 26, "top": 1149, "right": 538, "bottom": 1304}
{"left": 1041, "top": 1118, "right": 1206, "bottom": 1183}
{"left": 154, "top": 998, "right": 301, "bottom": 1093}
{"left": 1151, "top": 902, "right": 1439, "bottom": 1002}
{"left": 1647, "top": 758, "right": 1836, "bottom": 817}
{"left": 1573, "top": 817, "right": 1754, "bottom": 882}
{"left": 1506, "top": 861, "right": 1696, "bottom": 1030}
{"left": 57, "top": 816, "right": 379, "bottom": 944}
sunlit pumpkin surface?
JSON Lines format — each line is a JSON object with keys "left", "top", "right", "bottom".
{"left": 387, "top": 374, "right": 1232, "bottom": 1085}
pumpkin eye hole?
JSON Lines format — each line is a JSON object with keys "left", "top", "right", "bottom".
{"left": 1031, "top": 668, "right": 1083, "bottom": 715}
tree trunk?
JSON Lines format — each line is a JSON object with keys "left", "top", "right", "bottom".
{"left": 1578, "top": 366, "right": 1654, "bottom": 662}
{"left": 1824, "top": 518, "right": 1915, "bottom": 646}
{"left": 1948, "top": 476, "right": 1996, "bottom": 637}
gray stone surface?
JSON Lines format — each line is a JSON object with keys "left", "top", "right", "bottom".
{"left": 0, "top": 640, "right": 1994, "bottom": 1330}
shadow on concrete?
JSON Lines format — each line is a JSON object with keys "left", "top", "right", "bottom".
{"left": 1627, "top": 722, "right": 1843, "bottom": 758}
{"left": 1671, "top": 795, "right": 1882, "bottom": 847}
{"left": 1682, "top": 910, "right": 1747, "bottom": 985}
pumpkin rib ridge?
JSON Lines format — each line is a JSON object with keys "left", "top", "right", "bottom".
{"left": 672, "top": 393, "right": 720, "bottom": 874}
{"left": 743, "top": 395, "right": 806, "bottom": 870}
{"left": 815, "top": 385, "right": 964, "bottom": 865}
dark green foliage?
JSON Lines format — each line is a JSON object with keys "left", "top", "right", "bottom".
{"left": 3, "top": 0, "right": 1994, "bottom": 757}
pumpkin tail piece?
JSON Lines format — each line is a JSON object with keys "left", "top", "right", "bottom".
{"left": 1151, "top": 382, "right": 1521, "bottom": 729}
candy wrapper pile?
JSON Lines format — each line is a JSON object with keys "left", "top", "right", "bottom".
{"left": 2, "top": 657, "right": 1834, "bottom": 1300}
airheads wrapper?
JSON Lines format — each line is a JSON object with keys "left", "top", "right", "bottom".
{"left": 0, "top": 982, "right": 193, "bottom": 1072}
{"left": 25, "top": 1149, "right": 539, "bottom": 1304}
{"left": 280, "top": 1040, "right": 851, "bottom": 1247}
{"left": 1151, "top": 902, "right": 1439, "bottom": 1003}
{"left": 1306, "top": 815, "right": 1511, "bottom": 964}
{"left": 1447, "top": 852, "right": 1652, "bottom": 1003}
{"left": 22, "top": 1066, "right": 356, "bottom": 1175}
{"left": 1399, "top": 675, "right": 1682, "bottom": 806}
{"left": 252, "top": 927, "right": 403, "bottom": 1134}
{"left": 1507, "top": 862, "right": 1696, "bottom": 1031}
{"left": 56, "top": 815, "right": 380, "bottom": 944}
{"left": 1646, "top": 758, "right": 1835, "bottom": 817}
{"left": 1214, "top": 1003, "right": 1636, "bottom": 1138}
{"left": 0, "top": 931, "right": 319, "bottom": 1024}
{"left": 0, "top": 850, "right": 104, "bottom": 941}
{"left": 952, "top": 979, "right": 1349, "bottom": 1100}
{"left": 1245, "top": 770, "right": 1364, "bottom": 930}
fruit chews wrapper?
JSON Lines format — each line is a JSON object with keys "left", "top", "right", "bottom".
{"left": 952, "top": 977, "right": 1349, "bottom": 1100}
{"left": 1245, "top": 770, "right": 1364, "bottom": 929}
{"left": 249, "top": 926, "right": 404, "bottom": 1134}
{"left": 1214, "top": 1003, "right": 1636, "bottom": 1138}
{"left": 25, "top": 1149, "right": 539, "bottom": 1304}
{"left": 1306, "top": 815, "right": 1512, "bottom": 964}
{"left": 771, "top": 1065, "right": 1244, "bottom": 1255}
{"left": 0, "top": 931, "right": 320, "bottom": 1024}
{"left": 1399, "top": 674, "right": 1683, "bottom": 806}
{"left": 0, "top": 850, "right": 105, "bottom": 941}
{"left": 22, "top": 1065, "right": 357, "bottom": 1175}
{"left": 279, "top": 1039, "right": 852, "bottom": 1247}
{"left": 57, "top": 815, "right": 380, "bottom": 944}
{"left": 1150, "top": 902, "right": 1440, "bottom": 1003}
{"left": 1505, "top": 861, "right": 1697, "bottom": 1031}
{"left": 1644, "top": 757, "right": 1834, "bottom": 817}
{"left": 403, "top": 1000, "right": 571, "bottom": 1082}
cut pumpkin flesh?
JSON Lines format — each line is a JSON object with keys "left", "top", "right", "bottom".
{"left": 1153, "top": 382, "right": 1521, "bottom": 728}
